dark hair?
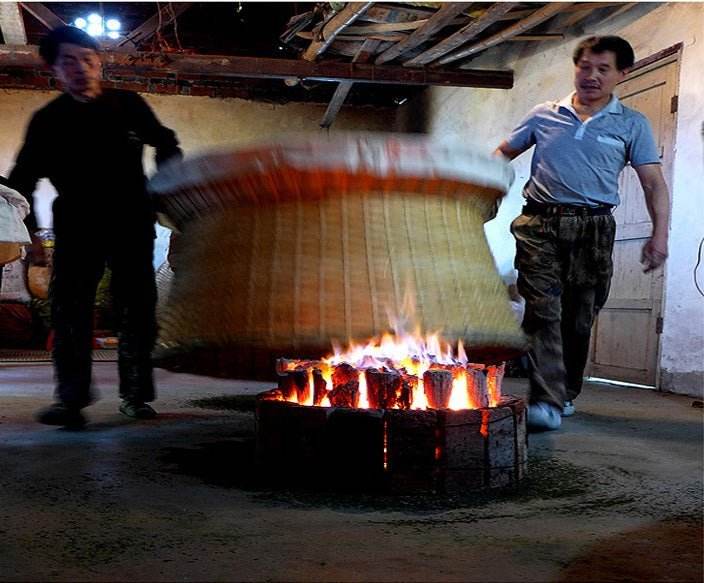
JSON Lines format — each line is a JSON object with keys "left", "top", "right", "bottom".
{"left": 39, "top": 25, "right": 100, "bottom": 66}
{"left": 573, "top": 36, "right": 635, "bottom": 71}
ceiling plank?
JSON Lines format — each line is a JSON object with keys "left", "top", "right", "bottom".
{"left": 361, "top": 4, "right": 438, "bottom": 22}
{"left": 0, "top": 2, "right": 27, "bottom": 45}
{"left": 320, "top": 39, "right": 380, "bottom": 129}
{"left": 0, "top": 44, "right": 514, "bottom": 89}
{"left": 589, "top": 2, "right": 638, "bottom": 28}
{"left": 375, "top": 2, "right": 471, "bottom": 65}
{"left": 342, "top": 20, "right": 428, "bottom": 35}
{"left": 116, "top": 2, "right": 191, "bottom": 49}
{"left": 509, "top": 34, "right": 565, "bottom": 41}
{"left": 303, "top": 2, "right": 374, "bottom": 61}
{"left": 436, "top": 3, "right": 572, "bottom": 66}
{"left": 403, "top": 3, "right": 517, "bottom": 67}
{"left": 563, "top": 2, "right": 624, "bottom": 12}
{"left": 18, "top": 2, "right": 64, "bottom": 30}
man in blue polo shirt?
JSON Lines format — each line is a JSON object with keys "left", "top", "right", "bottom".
{"left": 495, "top": 36, "right": 670, "bottom": 431}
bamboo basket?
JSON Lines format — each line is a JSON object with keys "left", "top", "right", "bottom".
{"left": 149, "top": 135, "right": 526, "bottom": 372}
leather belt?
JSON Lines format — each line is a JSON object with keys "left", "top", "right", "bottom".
{"left": 523, "top": 201, "right": 613, "bottom": 217}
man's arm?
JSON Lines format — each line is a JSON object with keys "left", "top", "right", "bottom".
{"left": 493, "top": 140, "right": 530, "bottom": 161}
{"left": 634, "top": 163, "right": 670, "bottom": 273}
{"left": 129, "top": 93, "right": 183, "bottom": 167}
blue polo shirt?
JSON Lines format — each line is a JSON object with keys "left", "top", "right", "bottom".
{"left": 506, "top": 93, "right": 660, "bottom": 207}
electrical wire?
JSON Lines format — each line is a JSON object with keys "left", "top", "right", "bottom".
{"left": 169, "top": 3, "right": 183, "bottom": 51}
{"left": 695, "top": 236, "right": 704, "bottom": 298}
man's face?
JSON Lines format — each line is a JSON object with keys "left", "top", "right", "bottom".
{"left": 574, "top": 49, "right": 626, "bottom": 105}
{"left": 53, "top": 42, "right": 102, "bottom": 100}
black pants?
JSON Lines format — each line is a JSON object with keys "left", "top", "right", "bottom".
{"left": 51, "top": 229, "right": 157, "bottom": 409}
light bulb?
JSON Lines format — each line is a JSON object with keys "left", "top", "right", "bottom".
{"left": 86, "top": 22, "right": 103, "bottom": 37}
{"left": 106, "top": 18, "right": 121, "bottom": 31}
{"left": 74, "top": 17, "right": 87, "bottom": 29}
{"left": 87, "top": 13, "right": 102, "bottom": 24}
{"left": 107, "top": 31, "right": 120, "bottom": 40}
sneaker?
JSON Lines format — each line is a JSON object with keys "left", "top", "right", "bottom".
{"left": 562, "top": 400, "right": 576, "bottom": 417}
{"left": 527, "top": 401, "right": 562, "bottom": 432}
{"left": 36, "top": 403, "right": 86, "bottom": 428}
{"left": 119, "top": 400, "right": 157, "bottom": 419}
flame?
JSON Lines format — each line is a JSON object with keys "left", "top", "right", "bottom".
{"left": 279, "top": 326, "right": 503, "bottom": 411}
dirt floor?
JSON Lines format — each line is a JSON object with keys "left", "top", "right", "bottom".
{"left": 0, "top": 363, "right": 701, "bottom": 582}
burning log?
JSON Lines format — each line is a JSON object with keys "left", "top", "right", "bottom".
{"left": 278, "top": 368, "right": 308, "bottom": 402}
{"left": 467, "top": 367, "right": 489, "bottom": 409}
{"left": 423, "top": 368, "right": 453, "bottom": 409}
{"left": 398, "top": 371, "right": 417, "bottom": 410}
{"left": 276, "top": 358, "right": 326, "bottom": 375}
{"left": 329, "top": 362, "right": 360, "bottom": 407}
{"left": 486, "top": 364, "right": 505, "bottom": 406}
{"left": 312, "top": 367, "right": 329, "bottom": 406}
{"left": 365, "top": 368, "right": 401, "bottom": 409}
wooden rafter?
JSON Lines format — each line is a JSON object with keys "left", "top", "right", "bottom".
{"left": 343, "top": 20, "right": 429, "bottom": 35}
{"left": 303, "top": 2, "right": 373, "bottom": 62}
{"left": 0, "top": 45, "right": 514, "bottom": 89}
{"left": 509, "top": 34, "right": 565, "bottom": 42}
{"left": 116, "top": 2, "right": 191, "bottom": 49}
{"left": 0, "top": 2, "right": 27, "bottom": 45}
{"left": 18, "top": 2, "right": 64, "bottom": 30}
{"left": 591, "top": 2, "right": 638, "bottom": 28}
{"left": 436, "top": 3, "right": 572, "bottom": 66}
{"left": 320, "top": 38, "right": 380, "bottom": 129}
{"left": 375, "top": 2, "right": 471, "bottom": 65}
{"left": 403, "top": 3, "right": 517, "bottom": 67}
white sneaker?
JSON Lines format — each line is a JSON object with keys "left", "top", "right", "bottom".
{"left": 562, "top": 400, "right": 576, "bottom": 417}
{"left": 527, "top": 401, "right": 562, "bottom": 432}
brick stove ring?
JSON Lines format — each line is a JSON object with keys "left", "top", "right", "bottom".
{"left": 255, "top": 391, "right": 527, "bottom": 494}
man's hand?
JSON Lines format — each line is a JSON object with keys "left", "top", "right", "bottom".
{"left": 634, "top": 164, "right": 670, "bottom": 274}
{"left": 27, "top": 233, "right": 48, "bottom": 266}
{"left": 641, "top": 238, "right": 668, "bottom": 273}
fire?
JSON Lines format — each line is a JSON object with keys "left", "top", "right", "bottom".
{"left": 277, "top": 328, "right": 505, "bottom": 411}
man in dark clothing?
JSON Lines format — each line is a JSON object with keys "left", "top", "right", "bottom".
{"left": 9, "top": 26, "right": 182, "bottom": 427}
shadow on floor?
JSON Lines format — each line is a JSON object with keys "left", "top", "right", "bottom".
{"left": 559, "top": 516, "right": 703, "bottom": 582}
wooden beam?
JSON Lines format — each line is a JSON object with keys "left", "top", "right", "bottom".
{"left": 508, "top": 34, "right": 565, "bottom": 41}
{"left": 404, "top": 3, "right": 517, "bottom": 67}
{"left": 0, "top": 45, "right": 514, "bottom": 89}
{"left": 563, "top": 2, "right": 624, "bottom": 13}
{"left": 0, "top": 2, "right": 27, "bottom": 45}
{"left": 360, "top": 4, "right": 439, "bottom": 22}
{"left": 436, "top": 3, "right": 572, "bottom": 66}
{"left": 117, "top": 3, "right": 191, "bottom": 49}
{"left": 298, "top": 31, "right": 409, "bottom": 43}
{"left": 342, "top": 20, "right": 429, "bottom": 35}
{"left": 589, "top": 2, "right": 638, "bottom": 28}
{"left": 375, "top": 3, "right": 471, "bottom": 65}
{"left": 320, "top": 39, "right": 380, "bottom": 129}
{"left": 303, "top": 2, "right": 373, "bottom": 61}
{"left": 18, "top": 2, "right": 64, "bottom": 30}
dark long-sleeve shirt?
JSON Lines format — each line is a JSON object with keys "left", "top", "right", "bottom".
{"left": 8, "top": 89, "right": 182, "bottom": 234}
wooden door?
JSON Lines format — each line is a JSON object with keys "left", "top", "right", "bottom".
{"left": 588, "top": 55, "right": 679, "bottom": 386}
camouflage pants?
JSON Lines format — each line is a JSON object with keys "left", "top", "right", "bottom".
{"left": 511, "top": 209, "right": 616, "bottom": 410}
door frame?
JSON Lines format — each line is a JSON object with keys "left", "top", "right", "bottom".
{"left": 587, "top": 43, "right": 682, "bottom": 388}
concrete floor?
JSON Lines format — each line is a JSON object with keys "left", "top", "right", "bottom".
{"left": 0, "top": 362, "right": 701, "bottom": 582}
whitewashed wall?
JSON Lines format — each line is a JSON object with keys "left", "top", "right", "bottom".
{"left": 0, "top": 89, "right": 395, "bottom": 267}
{"left": 425, "top": 3, "right": 704, "bottom": 395}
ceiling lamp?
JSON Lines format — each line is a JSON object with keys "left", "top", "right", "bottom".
{"left": 74, "top": 14, "right": 121, "bottom": 39}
